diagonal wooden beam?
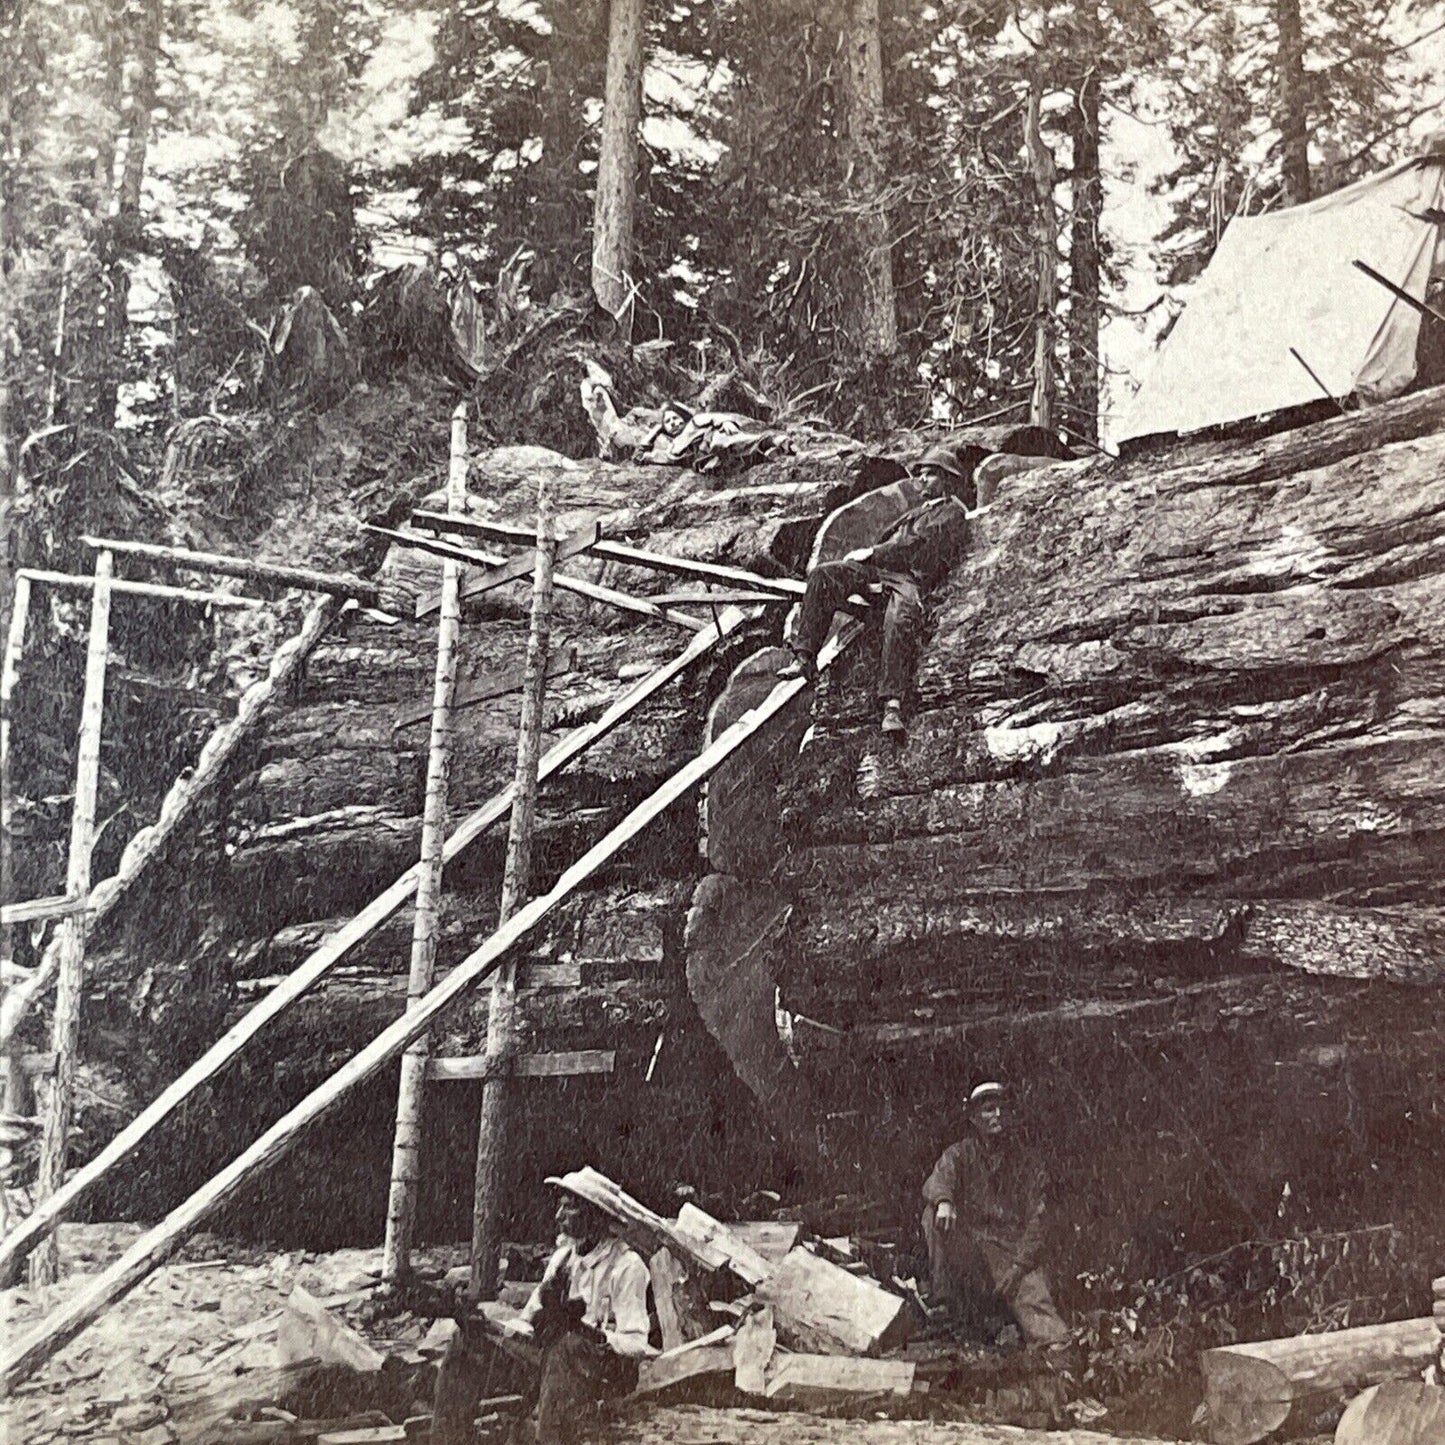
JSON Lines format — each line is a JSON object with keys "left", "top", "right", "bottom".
{"left": 367, "top": 525, "right": 707, "bottom": 632}
{"left": 411, "top": 510, "right": 806, "bottom": 597}
{"left": 412, "top": 521, "right": 599, "bottom": 603}
{"left": 0, "top": 609, "right": 748, "bottom": 1287}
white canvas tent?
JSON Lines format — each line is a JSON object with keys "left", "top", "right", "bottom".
{"left": 1118, "top": 156, "right": 1445, "bottom": 445}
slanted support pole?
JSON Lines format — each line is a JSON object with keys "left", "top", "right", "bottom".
{"left": 31, "top": 552, "right": 112, "bottom": 1286}
{"left": 383, "top": 405, "right": 468, "bottom": 1282}
{"left": 469, "top": 476, "right": 556, "bottom": 1302}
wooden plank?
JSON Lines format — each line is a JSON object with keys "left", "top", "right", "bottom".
{"left": 727, "top": 1221, "right": 801, "bottom": 1263}
{"left": 732, "top": 1306, "right": 775, "bottom": 1395}
{"left": 0, "top": 896, "right": 87, "bottom": 927}
{"left": 412, "top": 510, "right": 806, "bottom": 597}
{"left": 764, "top": 1354, "right": 916, "bottom": 1401}
{"left": 383, "top": 403, "right": 468, "bottom": 1285}
{"left": 392, "top": 647, "right": 574, "bottom": 732}
{"left": 0, "top": 617, "right": 792, "bottom": 1387}
{"left": 755, "top": 1247, "right": 908, "bottom": 1357}
{"left": 0, "top": 608, "right": 743, "bottom": 1284}
{"left": 1201, "top": 1317, "right": 1440, "bottom": 1445}
{"left": 0, "top": 596, "right": 340, "bottom": 1060}
{"left": 17, "top": 568, "right": 264, "bottom": 608}
{"left": 385, "top": 526, "right": 711, "bottom": 632}
{"left": 80, "top": 536, "right": 381, "bottom": 605}
{"left": 648, "top": 1246, "right": 714, "bottom": 1352}
{"left": 673, "top": 1204, "right": 774, "bottom": 1286}
{"left": 451, "top": 521, "right": 599, "bottom": 599}
{"left": 427, "top": 1050, "right": 615, "bottom": 1082}
{"left": 31, "top": 552, "right": 112, "bottom": 1287}
{"left": 633, "top": 1342, "right": 734, "bottom": 1397}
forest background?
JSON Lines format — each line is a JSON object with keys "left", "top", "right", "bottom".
{"left": 2, "top": 0, "right": 1444, "bottom": 935}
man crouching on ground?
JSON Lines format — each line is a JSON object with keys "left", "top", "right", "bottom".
{"left": 922, "top": 1081, "right": 1071, "bottom": 1353}
{"left": 433, "top": 1177, "right": 653, "bottom": 1444}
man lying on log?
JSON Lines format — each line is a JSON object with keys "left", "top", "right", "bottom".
{"left": 778, "top": 442, "right": 976, "bottom": 735}
{"left": 433, "top": 1176, "right": 655, "bottom": 1445}
{"left": 921, "top": 1081, "right": 1072, "bottom": 1355}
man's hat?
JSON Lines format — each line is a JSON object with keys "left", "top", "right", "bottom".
{"left": 544, "top": 1166, "right": 626, "bottom": 1222}
{"left": 968, "top": 1081, "right": 1005, "bottom": 1107}
{"left": 915, "top": 443, "right": 966, "bottom": 479}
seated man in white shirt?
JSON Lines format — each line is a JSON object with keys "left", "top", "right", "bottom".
{"left": 433, "top": 1179, "right": 654, "bottom": 1445}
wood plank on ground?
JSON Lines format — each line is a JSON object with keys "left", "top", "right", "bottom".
{"left": 764, "top": 1353, "right": 917, "bottom": 1401}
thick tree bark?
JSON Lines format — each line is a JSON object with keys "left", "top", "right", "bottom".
{"left": 841, "top": 0, "right": 897, "bottom": 358}
{"left": 782, "top": 393, "right": 1445, "bottom": 999}
{"left": 1275, "top": 0, "right": 1311, "bottom": 206}
{"left": 1025, "top": 66, "right": 1058, "bottom": 433}
{"left": 1068, "top": 16, "right": 1102, "bottom": 445}
{"left": 592, "top": 0, "right": 646, "bottom": 325}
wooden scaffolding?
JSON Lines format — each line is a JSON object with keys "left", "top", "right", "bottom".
{"left": 0, "top": 406, "right": 841, "bottom": 1393}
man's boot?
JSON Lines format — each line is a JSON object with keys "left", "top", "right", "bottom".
{"left": 881, "top": 698, "right": 905, "bottom": 734}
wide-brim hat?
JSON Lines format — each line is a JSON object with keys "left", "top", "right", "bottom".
{"left": 544, "top": 1167, "right": 626, "bottom": 1222}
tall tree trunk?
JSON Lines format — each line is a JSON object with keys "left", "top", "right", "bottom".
{"left": 116, "top": 0, "right": 161, "bottom": 231}
{"left": 92, "top": 0, "right": 126, "bottom": 209}
{"left": 841, "top": 0, "right": 897, "bottom": 358}
{"left": 1068, "top": 8, "right": 1102, "bottom": 445}
{"left": 1026, "top": 65, "right": 1059, "bottom": 434}
{"left": 592, "top": 0, "right": 646, "bottom": 327}
{"left": 1276, "top": 0, "right": 1310, "bottom": 206}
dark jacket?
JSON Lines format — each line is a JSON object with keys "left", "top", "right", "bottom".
{"left": 868, "top": 496, "right": 971, "bottom": 589}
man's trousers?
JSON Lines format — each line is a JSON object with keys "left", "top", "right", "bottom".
{"left": 791, "top": 560, "right": 924, "bottom": 700}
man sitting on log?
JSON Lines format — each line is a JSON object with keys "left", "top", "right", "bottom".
{"left": 778, "top": 442, "right": 975, "bottom": 734}
{"left": 921, "top": 1081, "right": 1071, "bottom": 1352}
{"left": 433, "top": 1176, "right": 654, "bottom": 1444}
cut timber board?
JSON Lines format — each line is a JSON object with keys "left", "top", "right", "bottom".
{"left": 728, "top": 1221, "right": 801, "bottom": 1263}
{"left": 378, "top": 526, "right": 709, "bottom": 632}
{"left": 445, "top": 520, "right": 600, "bottom": 602}
{"left": 674, "top": 1204, "right": 775, "bottom": 1286}
{"left": 411, "top": 511, "right": 806, "bottom": 597}
{"left": 755, "top": 1247, "right": 909, "bottom": 1357}
{"left": 0, "top": 609, "right": 746, "bottom": 1288}
{"left": 426, "top": 1050, "right": 614, "bottom": 1081}
{"left": 634, "top": 1342, "right": 735, "bottom": 1396}
{"left": 764, "top": 1353, "right": 916, "bottom": 1401}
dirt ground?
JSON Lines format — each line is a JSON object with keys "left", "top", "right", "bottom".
{"left": 0, "top": 1224, "right": 1336, "bottom": 1445}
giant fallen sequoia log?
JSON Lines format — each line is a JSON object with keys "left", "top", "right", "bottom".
{"left": 779, "top": 396, "right": 1445, "bottom": 1004}
{"left": 15, "top": 389, "right": 1445, "bottom": 1269}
